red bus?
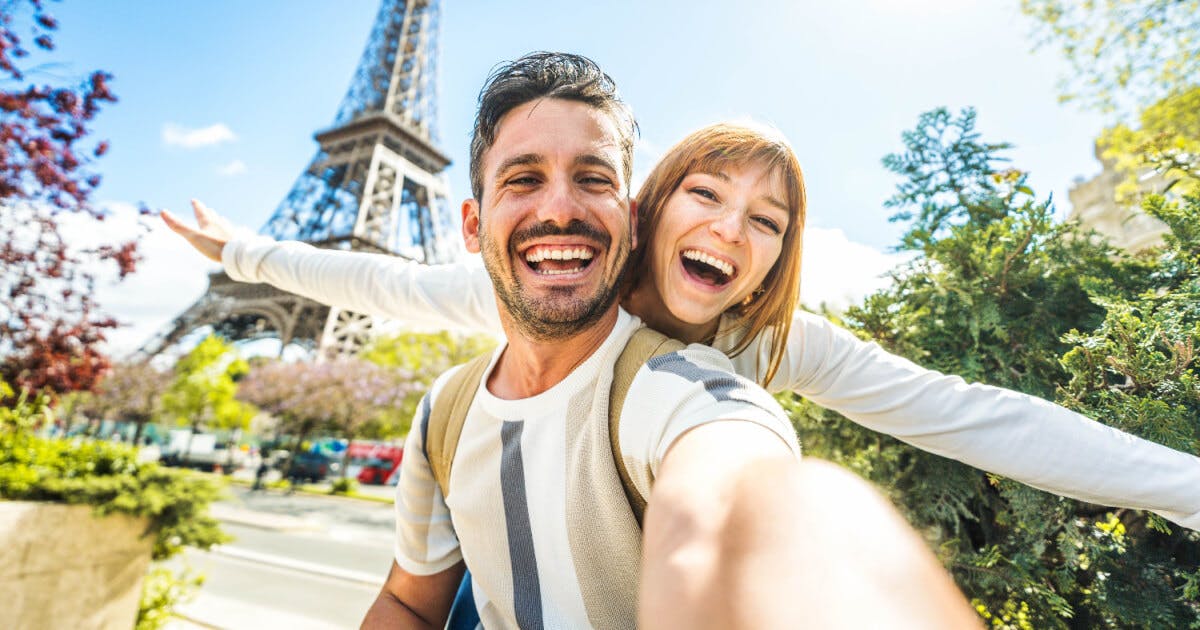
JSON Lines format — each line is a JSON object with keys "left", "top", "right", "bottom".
{"left": 346, "top": 441, "right": 404, "bottom": 485}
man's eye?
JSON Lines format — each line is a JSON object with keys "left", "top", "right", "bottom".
{"left": 753, "top": 216, "right": 782, "bottom": 234}
{"left": 508, "top": 176, "right": 540, "bottom": 187}
{"left": 690, "top": 187, "right": 718, "bottom": 202}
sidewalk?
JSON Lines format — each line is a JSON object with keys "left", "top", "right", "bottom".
{"left": 167, "top": 592, "right": 348, "bottom": 630}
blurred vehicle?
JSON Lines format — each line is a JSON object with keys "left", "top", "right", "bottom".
{"left": 159, "top": 430, "right": 245, "bottom": 473}
{"left": 289, "top": 451, "right": 341, "bottom": 483}
{"left": 356, "top": 457, "right": 399, "bottom": 484}
{"left": 346, "top": 441, "right": 404, "bottom": 485}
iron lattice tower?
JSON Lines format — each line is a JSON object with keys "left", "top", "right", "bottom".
{"left": 138, "top": 0, "right": 457, "bottom": 360}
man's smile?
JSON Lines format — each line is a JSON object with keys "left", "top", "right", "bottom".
{"left": 522, "top": 244, "right": 598, "bottom": 276}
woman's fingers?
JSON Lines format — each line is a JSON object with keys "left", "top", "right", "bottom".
{"left": 192, "top": 199, "right": 214, "bottom": 230}
{"left": 191, "top": 199, "right": 234, "bottom": 238}
{"left": 160, "top": 203, "right": 229, "bottom": 263}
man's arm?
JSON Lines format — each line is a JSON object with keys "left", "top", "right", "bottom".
{"left": 361, "top": 559, "right": 465, "bottom": 629}
{"left": 638, "top": 421, "right": 981, "bottom": 630}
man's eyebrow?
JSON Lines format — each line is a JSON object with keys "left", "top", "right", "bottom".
{"left": 575, "top": 154, "right": 619, "bottom": 174}
{"left": 494, "top": 153, "right": 544, "bottom": 176}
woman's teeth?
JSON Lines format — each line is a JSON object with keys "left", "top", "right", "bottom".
{"left": 681, "top": 250, "right": 734, "bottom": 277}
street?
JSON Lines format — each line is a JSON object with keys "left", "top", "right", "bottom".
{"left": 167, "top": 484, "right": 398, "bottom": 629}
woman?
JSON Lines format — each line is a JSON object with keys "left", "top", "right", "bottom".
{"left": 164, "top": 122, "right": 1200, "bottom": 530}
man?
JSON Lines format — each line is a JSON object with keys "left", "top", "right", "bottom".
{"left": 166, "top": 53, "right": 979, "bottom": 629}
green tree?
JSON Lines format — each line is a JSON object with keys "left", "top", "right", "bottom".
{"left": 1021, "top": 0, "right": 1200, "bottom": 115}
{"left": 359, "top": 330, "right": 496, "bottom": 435}
{"left": 789, "top": 108, "right": 1199, "bottom": 628}
{"left": 159, "top": 336, "right": 254, "bottom": 459}
{"left": 1023, "top": 1, "right": 1200, "bottom": 210}
{"left": 1098, "top": 86, "right": 1200, "bottom": 203}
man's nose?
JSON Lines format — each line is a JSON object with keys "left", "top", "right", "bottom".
{"left": 536, "top": 178, "right": 588, "bottom": 226}
{"left": 709, "top": 208, "right": 747, "bottom": 244}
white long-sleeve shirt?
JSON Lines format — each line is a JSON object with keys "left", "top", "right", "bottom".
{"left": 223, "top": 233, "right": 1200, "bottom": 529}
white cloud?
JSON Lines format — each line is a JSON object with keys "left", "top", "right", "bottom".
{"left": 57, "top": 203, "right": 217, "bottom": 358}
{"left": 217, "top": 159, "right": 247, "bottom": 176}
{"left": 798, "top": 227, "right": 911, "bottom": 311}
{"left": 161, "top": 122, "right": 237, "bottom": 149}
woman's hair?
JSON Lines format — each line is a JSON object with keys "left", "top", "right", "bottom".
{"left": 628, "top": 122, "right": 807, "bottom": 386}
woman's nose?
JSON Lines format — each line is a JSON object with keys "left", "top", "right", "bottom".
{"left": 709, "top": 209, "right": 746, "bottom": 243}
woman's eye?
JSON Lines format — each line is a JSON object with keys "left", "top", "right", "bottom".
{"left": 753, "top": 216, "right": 782, "bottom": 234}
{"left": 690, "top": 187, "right": 718, "bottom": 201}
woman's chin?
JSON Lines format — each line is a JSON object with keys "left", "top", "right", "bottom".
{"left": 663, "top": 303, "right": 724, "bottom": 331}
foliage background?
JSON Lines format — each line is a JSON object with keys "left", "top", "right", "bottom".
{"left": 785, "top": 107, "right": 1200, "bottom": 628}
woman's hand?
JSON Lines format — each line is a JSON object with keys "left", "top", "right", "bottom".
{"left": 161, "top": 199, "right": 236, "bottom": 263}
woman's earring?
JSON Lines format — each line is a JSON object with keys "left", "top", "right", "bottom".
{"left": 740, "top": 285, "right": 765, "bottom": 307}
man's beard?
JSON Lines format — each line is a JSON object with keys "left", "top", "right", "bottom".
{"left": 481, "top": 219, "right": 631, "bottom": 342}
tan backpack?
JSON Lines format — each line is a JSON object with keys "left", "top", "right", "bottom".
{"left": 424, "top": 326, "right": 683, "bottom": 527}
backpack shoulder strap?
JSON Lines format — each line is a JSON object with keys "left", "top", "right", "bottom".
{"left": 609, "top": 326, "right": 686, "bottom": 527}
{"left": 427, "top": 353, "right": 493, "bottom": 502}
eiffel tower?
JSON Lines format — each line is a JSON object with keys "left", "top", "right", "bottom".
{"left": 137, "top": 0, "right": 458, "bottom": 360}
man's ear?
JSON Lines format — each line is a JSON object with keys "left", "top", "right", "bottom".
{"left": 461, "top": 198, "right": 481, "bottom": 254}
{"left": 629, "top": 198, "right": 638, "bottom": 251}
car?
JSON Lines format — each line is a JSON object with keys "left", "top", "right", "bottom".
{"left": 356, "top": 457, "right": 400, "bottom": 485}
{"left": 288, "top": 451, "right": 342, "bottom": 483}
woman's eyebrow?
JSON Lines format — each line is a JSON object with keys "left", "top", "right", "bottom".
{"left": 760, "top": 194, "right": 789, "bottom": 213}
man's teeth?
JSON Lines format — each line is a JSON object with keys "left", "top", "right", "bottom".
{"left": 524, "top": 248, "right": 595, "bottom": 263}
{"left": 682, "top": 250, "right": 734, "bottom": 277}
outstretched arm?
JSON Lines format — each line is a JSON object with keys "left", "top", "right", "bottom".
{"left": 752, "top": 310, "right": 1200, "bottom": 530}
{"left": 162, "top": 200, "right": 502, "bottom": 334}
{"left": 640, "top": 423, "right": 980, "bottom": 630}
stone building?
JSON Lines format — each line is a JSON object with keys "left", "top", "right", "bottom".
{"left": 1067, "top": 145, "right": 1169, "bottom": 252}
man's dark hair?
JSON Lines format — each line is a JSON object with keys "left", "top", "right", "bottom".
{"left": 469, "top": 51, "right": 638, "bottom": 201}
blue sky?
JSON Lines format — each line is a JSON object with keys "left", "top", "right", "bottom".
{"left": 35, "top": 0, "right": 1112, "bottom": 353}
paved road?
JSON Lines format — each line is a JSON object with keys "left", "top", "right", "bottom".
{"left": 167, "top": 485, "right": 398, "bottom": 629}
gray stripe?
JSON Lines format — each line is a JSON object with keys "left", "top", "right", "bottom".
{"left": 417, "top": 394, "right": 432, "bottom": 461}
{"left": 647, "top": 352, "right": 757, "bottom": 404}
{"left": 500, "top": 421, "right": 543, "bottom": 630}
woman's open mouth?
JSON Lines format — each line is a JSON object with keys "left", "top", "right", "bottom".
{"left": 524, "top": 245, "right": 597, "bottom": 276}
{"left": 680, "top": 249, "right": 736, "bottom": 287}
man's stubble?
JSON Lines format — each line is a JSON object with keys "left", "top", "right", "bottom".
{"left": 479, "top": 215, "right": 633, "bottom": 343}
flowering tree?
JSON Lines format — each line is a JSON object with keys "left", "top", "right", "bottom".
{"left": 237, "top": 357, "right": 417, "bottom": 455}
{"left": 68, "top": 361, "right": 171, "bottom": 443}
{"left": 359, "top": 330, "right": 497, "bottom": 433}
{"left": 0, "top": 0, "right": 135, "bottom": 397}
